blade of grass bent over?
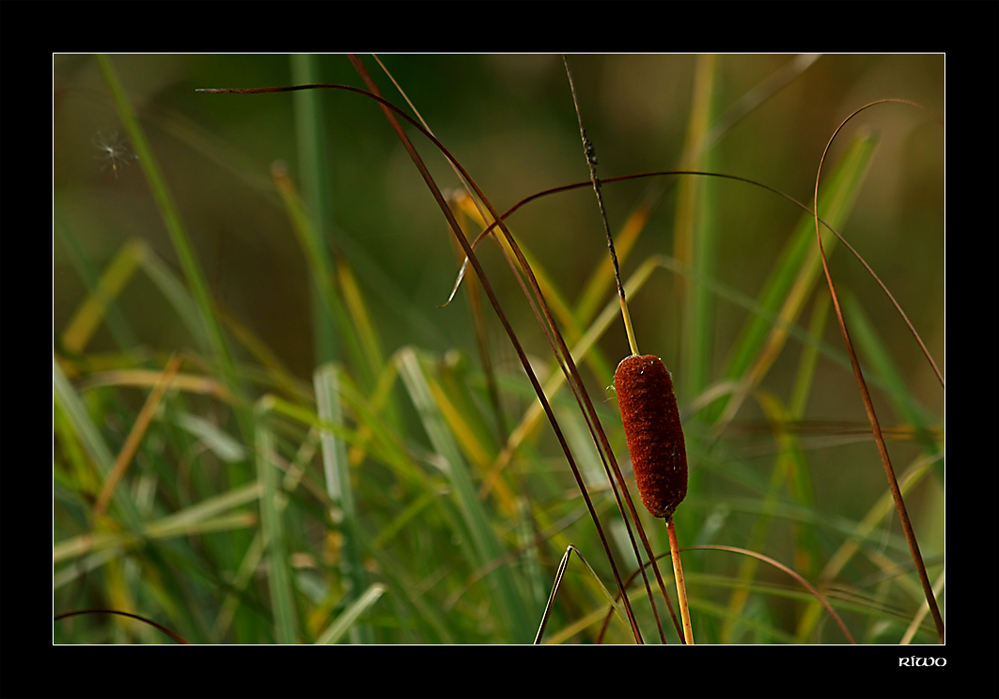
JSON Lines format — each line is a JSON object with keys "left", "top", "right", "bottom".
{"left": 197, "top": 77, "right": 649, "bottom": 643}
{"left": 535, "top": 545, "right": 632, "bottom": 644}
{"left": 458, "top": 163, "right": 941, "bottom": 398}
{"left": 55, "top": 609, "right": 190, "bottom": 644}
{"left": 346, "top": 61, "right": 650, "bottom": 642}
{"left": 690, "top": 545, "right": 855, "bottom": 643}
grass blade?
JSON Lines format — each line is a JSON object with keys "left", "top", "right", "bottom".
{"left": 536, "top": 545, "right": 632, "bottom": 644}
{"left": 810, "top": 100, "right": 943, "bottom": 643}
{"left": 314, "top": 364, "right": 373, "bottom": 643}
{"left": 95, "top": 55, "right": 251, "bottom": 444}
{"left": 316, "top": 583, "right": 387, "bottom": 644}
{"left": 291, "top": 53, "right": 340, "bottom": 366}
{"left": 840, "top": 290, "right": 943, "bottom": 462}
{"left": 53, "top": 358, "right": 142, "bottom": 530}
{"left": 57, "top": 231, "right": 142, "bottom": 355}
{"left": 254, "top": 397, "right": 299, "bottom": 643}
{"left": 398, "top": 347, "right": 534, "bottom": 642}
{"left": 675, "top": 53, "right": 718, "bottom": 400}
{"left": 707, "top": 132, "right": 879, "bottom": 425}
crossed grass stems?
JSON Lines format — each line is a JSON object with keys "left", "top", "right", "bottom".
{"left": 55, "top": 55, "right": 943, "bottom": 644}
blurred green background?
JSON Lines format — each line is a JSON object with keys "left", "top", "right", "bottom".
{"left": 54, "top": 54, "right": 943, "bottom": 644}
{"left": 54, "top": 54, "right": 942, "bottom": 389}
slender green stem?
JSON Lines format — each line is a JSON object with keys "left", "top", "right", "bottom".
{"left": 96, "top": 55, "right": 252, "bottom": 447}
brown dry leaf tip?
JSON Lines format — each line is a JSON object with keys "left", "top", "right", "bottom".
{"left": 614, "top": 355, "right": 688, "bottom": 519}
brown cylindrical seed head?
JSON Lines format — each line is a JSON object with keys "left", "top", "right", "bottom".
{"left": 614, "top": 354, "right": 688, "bottom": 519}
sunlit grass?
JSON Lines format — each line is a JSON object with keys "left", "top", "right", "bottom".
{"left": 54, "top": 54, "right": 943, "bottom": 645}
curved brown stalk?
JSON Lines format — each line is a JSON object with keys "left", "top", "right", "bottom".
{"left": 55, "top": 608, "right": 190, "bottom": 644}
{"left": 811, "top": 99, "right": 943, "bottom": 643}
{"left": 264, "top": 68, "right": 656, "bottom": 644}
{"left": 346, "top": 58, "right": 684, "bottom": 644}
{"left": 457, "top": 169, "right": 943, "bottom": 391}
{"left": 596, "top": 544, "right": 855, "bottom": 644}
{"left": 197, "top": 79, "right": 942, "bottom": 645}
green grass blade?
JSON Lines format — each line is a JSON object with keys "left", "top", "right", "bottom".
{"left": 56, "top": 223, "right": 140, "bottom": 354}
{"left": 291, "top": 54, "right": 340, "bottom": 366}
{"left": 706, "top": 131, "right": 879, "bottom": 424}
{"left": 53, "top": 358, "right": 142, "bottom": 530}
{"left": 272, "top": 165, "right": 374, "bottom": 393}
{"left": 316, "top": 583, "right": 386, "bottom": 644}
{"left": 95, "top": 55, "right": 250, "bottom": 444}
{"left": 132, "top": 240, "right": 212, "bottom": 353}
{"left": 145, "top": 484, "right": 261, "bottom": 537}
{"left": 175, "top": 412, "right": 248, "bottom": 463}
{"left": 314, "top": 363, "right": 373, "bottom": 643}
{"left": 254, "top": 397, "right": 299, "bottom": 643}
{"left": 54, "top": 484, "right": 262, "bottom": 565}
{"left": 840, "top": 290, "right": 942, "bottom": 461}
{"left": 675, "top": 53, "right": 719, "bottom": 399}
{"left": 397, "top": 347, "right": 534, "bottom": 642}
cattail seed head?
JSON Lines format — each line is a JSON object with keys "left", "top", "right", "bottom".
{"left": 614, "top": 354, "right": 688, "bottom": 519}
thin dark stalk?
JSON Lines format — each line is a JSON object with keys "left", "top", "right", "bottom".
{"left": 688, "top": 545, "right": 856, "bottom": 643}
{"left": 563, "top": 55, "right": 668, "bottom": 644}
{"left": 562, "top": 56, "right": 638, "bottom": 355}
{"left": 55, "top": 608, "right": 190, "bottom": 644}
{"left": 534, "top": 545, "right": 635, "bottom": 644}
{"left": 534, "top": 545, "right": 574, "bottom": 644}
{"left": 368, "top": 56, "right": 509, "bottom": 442}
{"left": 197, "top": 80, "right": 942, "bottom": 645}
{"left": 461, "top": 168, "right": 943, "bottom": 391}
{"left": 596, "top": 544, "right": 856, "bottom": 644}
{"left": 337, "top": 61, "right": 647, "bottom": 643}
{"left": 199, "top": 82, "right": 943, "bottom": 391}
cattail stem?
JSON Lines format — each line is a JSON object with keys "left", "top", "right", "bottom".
{"left": 564, "top": 56, "right": 639, "bottom": 358}
{"left": 619, "top": 295, "right": 639, "bottom": 357}
{"left": 667, "top": 516, "right": 694, "bottom": 644}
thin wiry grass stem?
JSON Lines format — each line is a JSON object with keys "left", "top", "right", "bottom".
{"left": 812, "top": 99, "right": 944, "bottom": 643}
{"left": 563, "top": 55, "right": 667, "bottom": 643}
{"left": 337, "top": 63, "right": 649, "bottom": 643}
